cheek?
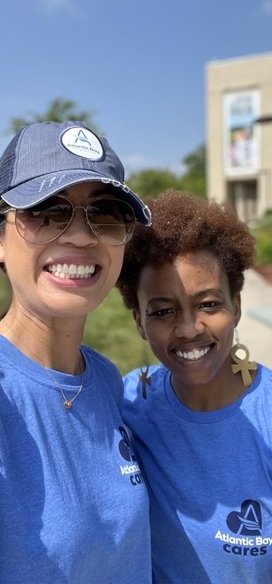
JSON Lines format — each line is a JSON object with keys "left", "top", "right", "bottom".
{"left": 114, "top": 250, "right": 125, "bottom": 272}
{"left": 106, "top": 249, "right": 125, "bottom": 281}
{"left": 144, "top": 321, "right": 169, "bottom": 347}
{"left": 3, "top": 237, "right": 40, "bottom": 280}
{"left": 216, "top": 315, "right": 236, "bottom": 349}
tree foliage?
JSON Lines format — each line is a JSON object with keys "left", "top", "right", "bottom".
{"left": 127, "top": 169, "right": 183, "bottom": 200}
{"left": 180, "top": 173, "right": 206, "bottom": 198}
{"left": 182, "top": 143, "right": 206, "bottom": 176}
{"left": 126, "top": 143, "right": 207, "bottom": 200}
{"left": 179, "top": 143, "right": 206, "bottom": 198}
{"left": 6, "top": 98, "right": 101, "bottom": 135}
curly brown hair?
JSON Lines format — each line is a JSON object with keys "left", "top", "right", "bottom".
{"left": 116, "top": 190, "right": 256, "bottom": 309}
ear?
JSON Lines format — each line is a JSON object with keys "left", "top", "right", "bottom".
{"left": 233, "top": 292, "right": 241, "bottom": 327}
{"left": 133, "top": 309, "right": 147, "bottom": 340}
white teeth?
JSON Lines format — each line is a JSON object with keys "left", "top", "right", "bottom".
{"left": 47, "top": 263, "right": 96, "bottom": 279}
{"left": 175, "top": 346, "right": 211, "bottom": 361}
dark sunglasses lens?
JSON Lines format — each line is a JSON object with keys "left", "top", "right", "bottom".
{"left": 15, "top": 197, "right": 73, "bottom": 243}
{"left": 86, "top": 199, "right": 135, "bottom": 245}
{"left": 14, "top": 196, "right": 135, "bottom": 246}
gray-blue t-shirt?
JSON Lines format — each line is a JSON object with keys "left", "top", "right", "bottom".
{"left": 0, "top": 336, "right": 151, "bottom": 584}
{"left": 124, "top": 363, "right": 272, "bottom": 583}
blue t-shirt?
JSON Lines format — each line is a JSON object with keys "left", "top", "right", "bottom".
{"left": 0, "top": 336, "right": 151, "bottom": 584}
{"left": 123, "top": 363, "right": 272, "bottom": 584}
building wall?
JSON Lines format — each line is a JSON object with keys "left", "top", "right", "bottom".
{"left": 206, "top": 52, "right": 272, "bottom": 221}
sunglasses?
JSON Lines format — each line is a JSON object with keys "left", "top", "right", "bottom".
{"left": 4, "top": 195, "right": 136, "bottom": 246}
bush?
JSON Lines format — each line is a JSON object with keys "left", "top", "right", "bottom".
{"left": 250, "top": 210, "right": 272, "bottom": 265}
{"left": 254, "top": 232, "right": 272, "bottom": 265}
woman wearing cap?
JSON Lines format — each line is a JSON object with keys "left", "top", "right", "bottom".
{"left": 117, "top": 190, "right": 272, "bottom": 583}
{"left": 0, "top": 121, "right": 152, "bottom": 583}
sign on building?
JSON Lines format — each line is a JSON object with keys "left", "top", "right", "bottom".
{"left": 223, "top": 90, "right": 260, "bottom": 176}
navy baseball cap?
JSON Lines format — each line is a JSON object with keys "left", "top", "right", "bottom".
{"left": 0, "top": 121, "right": 152, "bottom": 226}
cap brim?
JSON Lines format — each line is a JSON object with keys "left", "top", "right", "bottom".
{"left": 1, "top": 169, "right": 152, "bottom": 226}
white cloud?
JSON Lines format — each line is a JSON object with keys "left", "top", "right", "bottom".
{"left": 121, "top": 153, "right": 159, "bottom": 174}
{"left": 261, "top": 1, "right": 272, "bottom": 14}
{"left": 121, "top": 153, "right": 183, "bottom": 176}
{"left": 169, "top": 162, "right": 186, "bottom": 176}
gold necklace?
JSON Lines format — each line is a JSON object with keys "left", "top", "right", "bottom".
{"left": 1, "top": 323, "right": 84, "bottom": 410}
{"left": 42, "top": 357, "right": 84, "bottom": 410}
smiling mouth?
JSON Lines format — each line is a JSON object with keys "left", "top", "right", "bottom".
{"left": 46, "top": 263, "right": 97, "bottom": 279}
{"left": 173, "top": 345, "right": 213, "bottom": 361}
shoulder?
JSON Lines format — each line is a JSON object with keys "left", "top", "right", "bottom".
{"left": 259, "top": 363, "right": 272, "bottom": 377}
{"left": 81, "top": 344, "right": 124, "bottom": 410}
{"left": 255, "top": 363, "right": 272, "bottom": 387}
{"left": 258, "top": 363, "right": 272, "bottom": 389}
{"left": 81, "top": 344, "right": 122, "bottom": 389}
{"left": 122, "top": 364, "right": 169, "bottom": 433}
{"left": 81, "top": 344, "right": 120, "bottom": 373}
{"left": 243, "top": 364, "right": 272, "bottom": 409}
{"left": 123, "top": 364, "right": 167, "bottom": 401}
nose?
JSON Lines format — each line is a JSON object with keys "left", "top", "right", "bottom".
{"left": 174, "top": 312, "right": 205, "bottom": 338}
{"left": 57, "top": 207, "right": 98, "bottom": 247}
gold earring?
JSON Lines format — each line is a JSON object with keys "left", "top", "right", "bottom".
{"left": 140, "top": 328, "right": 147, "bottom": 340}
{"left": 231, "top": 330, "right": 257, "bottom": 387}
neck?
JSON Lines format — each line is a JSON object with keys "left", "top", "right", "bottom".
{"left": 171, "top": 357, "right": 253, "bottom": 412}
{"left": 0, "top": 311, "right": 85, "bottom": 375}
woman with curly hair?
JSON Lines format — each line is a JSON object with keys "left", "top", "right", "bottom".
{"left": 116, "top": 189, "right": 272, "bottom": 583}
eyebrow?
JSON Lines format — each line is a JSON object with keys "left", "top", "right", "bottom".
{"left": 146, "top": 289, "right": 225, "bottom": 307}
{"left": 146, "top": 297, "right": 173, "bottom": 308}
{"left": 59, "top": 187, "right": 116, "bottom": 199}
{"left": 194, "top": 288, "right": 225, "bottom": 298}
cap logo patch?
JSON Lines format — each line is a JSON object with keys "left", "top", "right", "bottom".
{"left": 61, "top": 127, "right": 104, "bottom": 160}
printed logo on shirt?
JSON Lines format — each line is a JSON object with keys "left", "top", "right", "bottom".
{"left": 227, "top": 499, "right": 262, "bottom": 536}
{"left": 214, "top": 500, "right": 272, "bottom": 557}
{"left": 118, "top": 426, "right": 144, "bottom": 487}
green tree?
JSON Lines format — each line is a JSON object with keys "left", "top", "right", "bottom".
{"left": 182, "top": 144, "right": 206, "bottom": 176}
{"left": 6, "top": 98, "right": 101, "bottom": 135}
{"left": 180, "top": 143, "right": 206, "bottom": 198}
{"left": 126, "top": 144, "right": 207, "bottom": 201}
{"left": 127, "top": 169, "right": 183, "bottom": 200}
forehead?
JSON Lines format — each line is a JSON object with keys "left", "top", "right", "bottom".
{"left": 174, "top": 249, "right": 222, "bottom": 277}
{"left": 59, "top": 181, "right": 117, "bottom": 201}
{"left": 138, "top": 250, "right": 228, "bottom": 295}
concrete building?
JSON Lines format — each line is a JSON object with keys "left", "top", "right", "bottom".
{"left": 206, "top": 52, "right": 272, "bottom": 222}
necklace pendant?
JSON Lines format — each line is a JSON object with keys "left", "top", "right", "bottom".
{"left": 63, "top": 400, "right": 72, "bottom": 409}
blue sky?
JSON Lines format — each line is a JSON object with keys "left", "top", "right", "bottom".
{"left": 0, "top": 0, "right": 271, "bottom": 177}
